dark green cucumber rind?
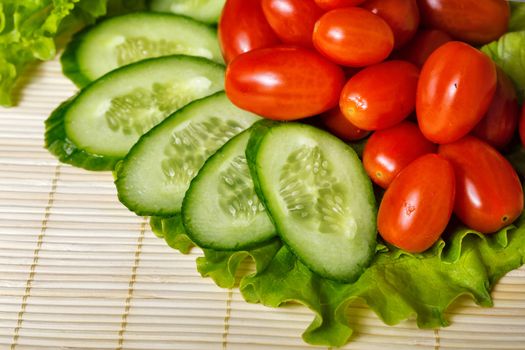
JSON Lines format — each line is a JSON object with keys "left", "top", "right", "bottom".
{"left": 61, "top": 27, "right": 93, "bottom": 88}
{"left": 45, "top": 99, "right": 121, "bottom": 171}
{"left": 182, "top": 128, "right": 277, "bottom": 251}
{"left": 61, "top": 12, "right": 222, "bottom": 87}
{"left": 245, "top": 120, "right": 283, "bottom": 225}
{"left": 246, "top": 122, "right": 377, "bottom": 283}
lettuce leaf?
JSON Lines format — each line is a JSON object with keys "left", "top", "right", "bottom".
{"left": 149, "top": 215, "right": 194, "bottom": 254}
{"left": 510, "top": 3, "right": 525, "bottom": 32}
{"left": 0, "top": 0, "right": 145, "bottom": 107}
{"left": 194, "top": 222, "right": 525, "bottom": 347}
{"left": 481, "top": 30, "right": 525, "bottom": 100}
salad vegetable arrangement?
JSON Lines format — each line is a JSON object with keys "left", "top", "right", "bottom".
{"left": 3, "top": 0, "right": 525, "bottom": 346}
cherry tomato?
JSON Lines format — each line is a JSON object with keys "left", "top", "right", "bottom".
{"left": 439, "top": 137, "right": 523, "bottom": 234}
{"left": 340, "top": 60, "right": 419, "bottom": 130}
{"left": 225, "top": 46, "right": 345, "bottom": 120}
{"left": 472, "top": 68, "right": 519, "bottom": 150}
{"left": 378, "top": 154, "right": 455, "bottom": 253}
{"left": 313, "top": 7, "right": 394, "bottom": 67}
{"left": 261, "top": 0, "right": 324, "bottom": 47}
{"left": 417, "top": 0, "right": 510, "bottom": 45}
{"left": 363, "top": 121, "right": 436, "bottom": 189}
{"left": 416, "top": 41, "right": 497, "bottom": 144}
{"left": 361, "top": 0, "right": 420, "bottom": 49}
{"left": 314, "top": 0, "right": 365, "bottom": 10}
{"left": 219, "top": 0, "right": 280, "bottom": 63}
{"left": 398, "top": 29, "right": 452, "bottom": 68}
{"left": 520, "top": 104, "right": 525, "bottom": 148}
{"left": 320, "top": 107, "right": 370, "bottom": 141}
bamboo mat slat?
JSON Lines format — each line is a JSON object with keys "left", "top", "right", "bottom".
{"left": 0, "top": 57, "right": 524, "bottom": 350}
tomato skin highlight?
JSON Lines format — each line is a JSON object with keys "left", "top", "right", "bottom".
{"left": 320, "top": 107, "right": 370, "bottom": 142}
{"left": 363, "top": 121, "right": 436, "bottom": 189}
{"left": 314, "top": 0, "right": 365, "bottom": 10}
{"left": 439, "top": 136, "right": 524, "bottom": 234}
{"left": 417, "top": 0, "right": 510, "bottom": 45}
{"left": 472, "top": 68, "right": 519, "bottom": 150}
{"left": 340, "top": 60, "right": 419, "bottom": 130}
{"left": 262, "top": 0, "right": 324, "bottom": 47}
{"left": 312, "top": 7, "right": 394, "bottom": 67}
{"left": 218, "top": 0, "right": 280, "bottom": 63}
{"left": 399, "top": 29, "right": 452, "bottom": 68}
{"left": 361, "top": 0, "right": 420, "bottom": 49}
{"left": 377, "top": 154, "right": 455, "bottom": 253}
{"left": 416, "top": 41, "right": 497, "bottom": 144}
{"left": 225, "top": 46, "right": 345, "bottom": 120}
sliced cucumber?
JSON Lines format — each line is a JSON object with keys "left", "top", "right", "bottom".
{"left": 182, "top": 129, "right": 276, "bottom": 250}
{"left": 46, "top": 55, "right": 224, "bottom": 171}
{"left": 150, "top": 0, "right": 225, "bottom": 24}
{"left": 115, "top": 92, "right": 261, "bottom": 216}
{"left": 61, "top": 12, "right": 223, "bottom": 87}
{"left": 247, "top": 122, "right": 377, "bottom": 282}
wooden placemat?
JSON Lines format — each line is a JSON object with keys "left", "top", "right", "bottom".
{"left": 0, "top": 58, "right": 524, "bottom": 350}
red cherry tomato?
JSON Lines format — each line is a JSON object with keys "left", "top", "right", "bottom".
{"left": 261, "top": 0, "right": 324, "bottom": 47}
{"left": 320, "top": 107, "right": 370, "bottom": 141}
{"left": 225, "top": 46, "right": 345, "bottom": 120}
{"left": 416, "top": 41, "right": 497, "bottom": 144}
{"left": 314, "top": 0, "right": 365, "bottom": 10}
{"left": 219, "top": 0, "right": 280, "bottom": 63}
{"left": 472, "top": 68, "right": 519, "bottom": 150}
{"left": 378, "top": 154, "right": 455, "bottom": 253}
{"left": 363, "top": 121, "right": 436, "bottom": 189}
{"left": 361, "top": 0, "right": 420, "bottom": 49}
{"left": 398, "top": 29, "right": 452, "bottom": 68}
{"left": 340, "top": 60, "right": 419, "bottom": 130}
{"left": 417, "top": 0, "right": 510, "bottom": 45}
{"left": 520, "top": 104, "right": 525, "bottom": 148}
{"left": 439, "top": 137, "right": 523, "bottom": 234}
{"left": 312, "top": 7, "right": 394, "bottom": 67}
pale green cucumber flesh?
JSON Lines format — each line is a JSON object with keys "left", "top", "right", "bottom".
{"left": 115, "top": 92, "right": 261, "bottom": 216}
{"left": 61, "top": 12, "right": 223, "bottom": 86}
{"left": 182, "top": 129, "right": 276, "bottom": 250}
{"left": 150, "top": 0, "right": 226, "bottom": 24}
{"left": 247, "top": 122, "right": 377, "bottom": 282}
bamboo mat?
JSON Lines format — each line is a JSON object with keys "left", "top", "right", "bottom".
{"left": 0, "top": 58, "right": 524, "bottom": 350}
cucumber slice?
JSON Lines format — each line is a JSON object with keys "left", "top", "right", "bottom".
{"left": 247, "top": 122, "right": 377, "bottom": 282}
{"left": 115, "top": 92, "right": 261, "bottom": 216}
{"left": 61, "top": 12, "right": 223, "bottom": 87}
{"left": 46, "top": 55, "right": 224, "bottom": 171}
{"left": 150, "top": 0, "right": 225, "bottom": 24}
{"left": 182, "top": 129, "right": 276, "bottom": 250}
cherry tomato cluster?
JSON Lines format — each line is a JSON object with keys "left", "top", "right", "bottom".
{"left": 219, "top": 0, "right": 525, "bottom": 253}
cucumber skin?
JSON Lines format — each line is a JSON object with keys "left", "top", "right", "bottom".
{"left": 45, "top": 99, "right": 122, "bottom": 171}
{"left": 181, "top": 128, "right": 277, "bottom": 251}
{"left": 246, "top": 121, "right": 377, "bottom": 283}
{"left": 61, "top": 27, "right": 95, "bottom": 88}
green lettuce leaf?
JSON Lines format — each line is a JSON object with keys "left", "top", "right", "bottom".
{"left": 0, "top": 0, "right": 145, "bottom": 107}
{"left": 194, "top": 221, "right": 525, "bottom": 347}
{"left": 197, "top": 239, "right": 281, "bottom": 289}
{"left": 481, "top": 30, "right": 525, "bottom": 100}
{"left": 510, "top": 3, "right": 525, "bottom": 32}
{"left": 149, "top": 215, "right": 195, "bottom": 254}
